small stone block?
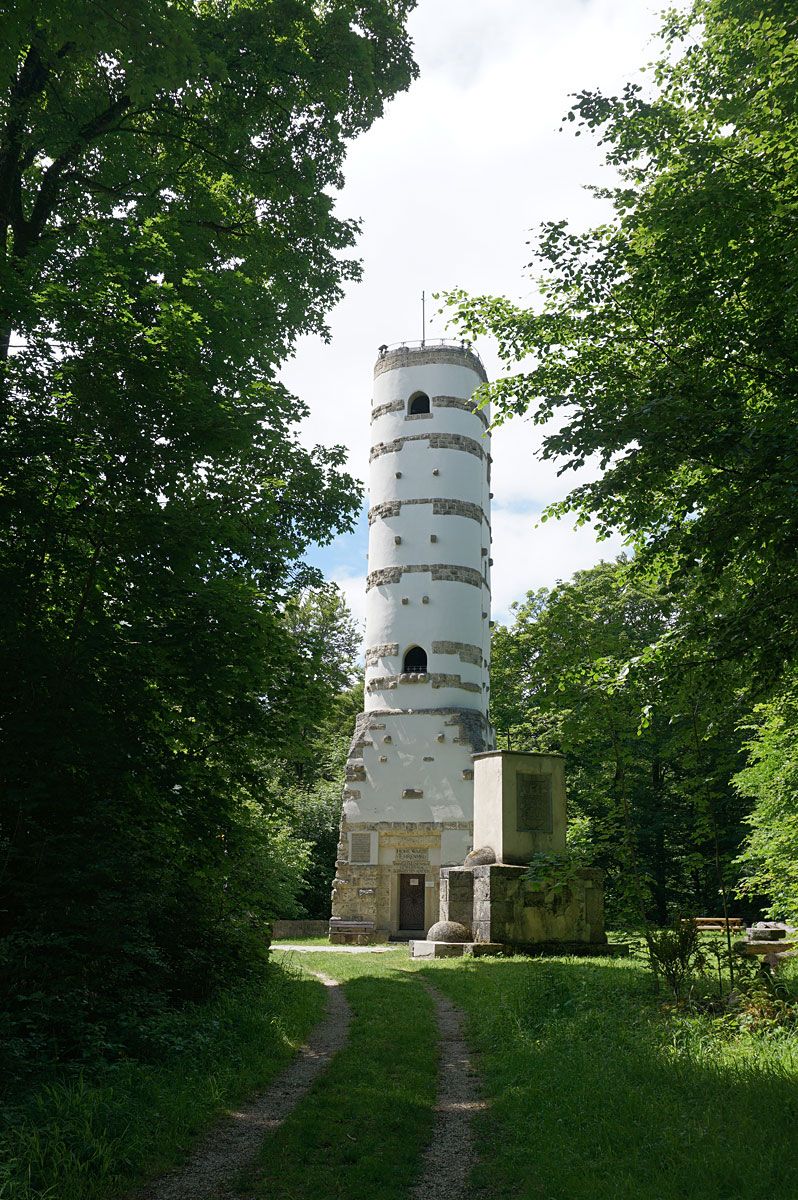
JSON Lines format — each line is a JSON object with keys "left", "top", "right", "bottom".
{"left": 437, "top": 733, "right": 445, "bottom": 742}
{"left": 408, "top": 941, "right": 508, "bottom": 959}
{"left": 395, "top": 471, "right": 402, "bottom": 478}
{"left": 422, "top": 595, "right": 430, "bottom": 604}
{"left": 409, "top": 941, "right": 466, "bottom": 959}
{"left": 430, "top": 534, "right": 437, "bottom": 542}
{"left": 402, "top": 597, "right": 409, "bottom": 605}
{"left": 394, "top": 535, "right": 402, "bottom": 544}
{"left": 383, "top": 735, "right": 392, "bottom": 743}
{"left": 379, "top": 755, "right": 387, "bottom": 762}
{"left": 432, "top": 468, "right": 439, "bottom": 475}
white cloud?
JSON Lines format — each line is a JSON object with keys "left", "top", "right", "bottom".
{"left": 491, "top": 508, "right": 627, "bottom": 622}
{"left": 281, "top": 1, "right": 684, "bottom": 616}
{"left": 330, "top": 568, "right": 368, "bottom": 637}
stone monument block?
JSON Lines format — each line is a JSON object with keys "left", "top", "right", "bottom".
{"left": 472, "top": 751, "right": 566, "bottom": 864}
{"left": 439, "top": 866, "right": 474, "bottom": 928}
{"left": 470, "top": 864, "right": 606, "bottom": 946}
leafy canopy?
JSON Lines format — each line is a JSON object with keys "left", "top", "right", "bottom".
{"left": 0, "top": 0, "right": 417, "bottom": 1059}
{"left": 446, "top": 0, "right": 798, "bottom": 676}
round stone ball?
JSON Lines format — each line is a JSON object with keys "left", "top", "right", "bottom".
{"left": 427, "top": 920, "right": 472, "bottom": 943}
{"left": 464, "top": 846, "right": 496, "bottom": 867}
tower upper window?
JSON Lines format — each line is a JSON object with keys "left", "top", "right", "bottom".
{"left": 408, "top": 392, "right": 430, "bottom": 415}
{"left": 403, "top": 645, "right": 428, "bottom": 673}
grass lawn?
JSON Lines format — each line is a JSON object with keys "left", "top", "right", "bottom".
{"left": 240, "top": 947, "right": 438, "bottom": 1200}
{"left": 6, "top": 943, "right": 797, "bottom": 1200}
{"left": 417, "top": 952, "right": 798, "bottom": 1200}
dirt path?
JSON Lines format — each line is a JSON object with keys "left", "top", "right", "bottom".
{"left": 133, "top": 958, "right": 484, "bottom": 1200}
{"left": 273, "top": 943, "right": 394, "bottom": 954}
{"left": 409, "top": 983, "right": 486, "bottom": 1200}
{"left": 134, "top": 971, "right": 351, "bottom": 1200}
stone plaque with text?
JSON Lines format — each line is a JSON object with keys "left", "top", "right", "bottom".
{"left": 393, "top": 848, "right": 430, "bottom": 871}
{"left": 516, "top": 772, "right": 553, "bottom": 834}
{"left": 350, "top": 832, "right": 372, "bottom": 863}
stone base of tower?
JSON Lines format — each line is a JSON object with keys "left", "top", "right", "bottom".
{"left": 329, "top": 817, "right": 473, "bottom": 942}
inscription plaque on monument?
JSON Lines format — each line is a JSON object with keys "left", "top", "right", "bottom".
{"left": 516, "top": 772, "right": 553, "bottom": 834}
{"left": 350, "top": 832, "right": 373, "bottom": 863}
{"left": 393, "top": 848, "right": 431, "bottom": 871}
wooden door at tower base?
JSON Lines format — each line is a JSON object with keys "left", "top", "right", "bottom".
{"left": 399, "top": 873, "right": 426, "bottom": 930}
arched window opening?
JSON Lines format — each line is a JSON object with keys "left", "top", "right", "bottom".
{"left": 403, "top": 645, "right": 428, "bottom": 673}
{"left": 408, "top": 392, "right": 430, "bottom": 415}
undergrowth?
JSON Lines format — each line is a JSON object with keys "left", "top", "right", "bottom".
{"left": 0, "top": 961, "right": 325, "bottom": 1200}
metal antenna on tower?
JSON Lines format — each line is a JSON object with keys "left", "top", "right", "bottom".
{"left": 421, "top": 290, "right": 425, "bottom": 346}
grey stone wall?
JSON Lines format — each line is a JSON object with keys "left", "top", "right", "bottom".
{"left": 343, "top": 707, "right": 492, "bottom": 765}
{"left": 370, "top": 394, "right": 488, "bottom": 428}
{"left": 370, "top": 432, "right": 485, "bottom": 462}
{"left": 373, "top": 345, "right": 488, "bottom": 384}
{"left": 431, "top": 640, "right": 482, "bottom": 665}
{"left": 439, "top": 867, "right": 475, "bottom": 927}
{"left": 366, "top": 672, "right": 481, "bottom": 694}
{"left": 432, "top": 395, "right": 489, "bottom": 429}
{"left": 469, "top": 864, "right": 606, "bottom": 946}
{"left": 368, "top": 497, "right": 488, "bottom": 526}
{"left": 366, "top": 563, "right": 486, "bottom": 591}
{"left": 271, "top": 919, "right": 329, "bottom": 939}
{"left": 371, "top": 398, "right": 405, "bottom": 420}
{"left": 364, "top": 642, "right": 400, "bottom": 665}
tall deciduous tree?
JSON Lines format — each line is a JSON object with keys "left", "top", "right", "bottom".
{"left": 446, "top": 0, "right": 798, "bottom": 678}
{"left": 0, "top": 0, "right": 416, "bottom": 1033}
{"left": 491, "top": 562, "right": 748, "bottom": 924}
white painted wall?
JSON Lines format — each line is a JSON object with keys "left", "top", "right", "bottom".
{"left": 354, "top": 344, "right": 492, "bottom": 827}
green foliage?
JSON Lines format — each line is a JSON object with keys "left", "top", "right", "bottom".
{"left": 0, "top": 1, "right": 416, "bottom": 1072}
{"left": 524, "top": 851, "right": 585, "bottom": 894}
{"left": 734, "top": 683, "right": 798, "bottom": 920}
{"left": 490, "top": 560, "right": 748, "bottom": 925}
{"left": 446, "top": 0, "right": 798, "bottom": 679}
{"left": 0, "top": 963, "right": 325, "bottom": 1200}
{"left": 276, "top": 676, "right": 365, "bottom": 919}
{"left": 645, "top": 918, "right": 705, "bottom": 1001}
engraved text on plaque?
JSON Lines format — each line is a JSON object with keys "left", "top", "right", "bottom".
{"left": 350, "top": 832, "right": 373, "bottom": 863}
{"left": 516, "top": 772, "right": 554, "bottom": 834}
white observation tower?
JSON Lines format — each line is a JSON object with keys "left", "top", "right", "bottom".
{"left": 330, "top": 341, "right": 494, "bottom": 941}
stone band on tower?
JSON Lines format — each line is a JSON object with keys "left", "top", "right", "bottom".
{"left": 330, "top": 342, "right": 494, "bottom": 941}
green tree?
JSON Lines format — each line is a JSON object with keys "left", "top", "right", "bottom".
{"left": 284, "top": 675, "right": 366, "bottom": 919}
{"left": 492, "top": 561, "right": 748, "bottom": 924}
{"left": 0, "top": 0, "right": 416, "bottom": 1052}
{"left": 446, "top": 0, "right": 798, "bottom": 679}
{"left": 734, "top": 683, "right": 798, "bottom": 920}
{"left": 264, "top": 587, "right": 363, "bottom": 921}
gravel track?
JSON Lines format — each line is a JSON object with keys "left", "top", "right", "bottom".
{"left": 409, "top": 982, "right": 486, "bottom": 1200}
{"left": 133, "top": 971, "right": 351, "bottom": 1200}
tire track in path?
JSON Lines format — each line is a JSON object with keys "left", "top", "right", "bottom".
{"left": 409, "top": 982, "right": 486, "bottom": 1200}
{"left": 134, "top": 971, "right": 350, "bottom": 1200}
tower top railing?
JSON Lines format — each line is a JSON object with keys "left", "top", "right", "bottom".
{"left": 376, "top": 338, "right": 485, "bottom": 370}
